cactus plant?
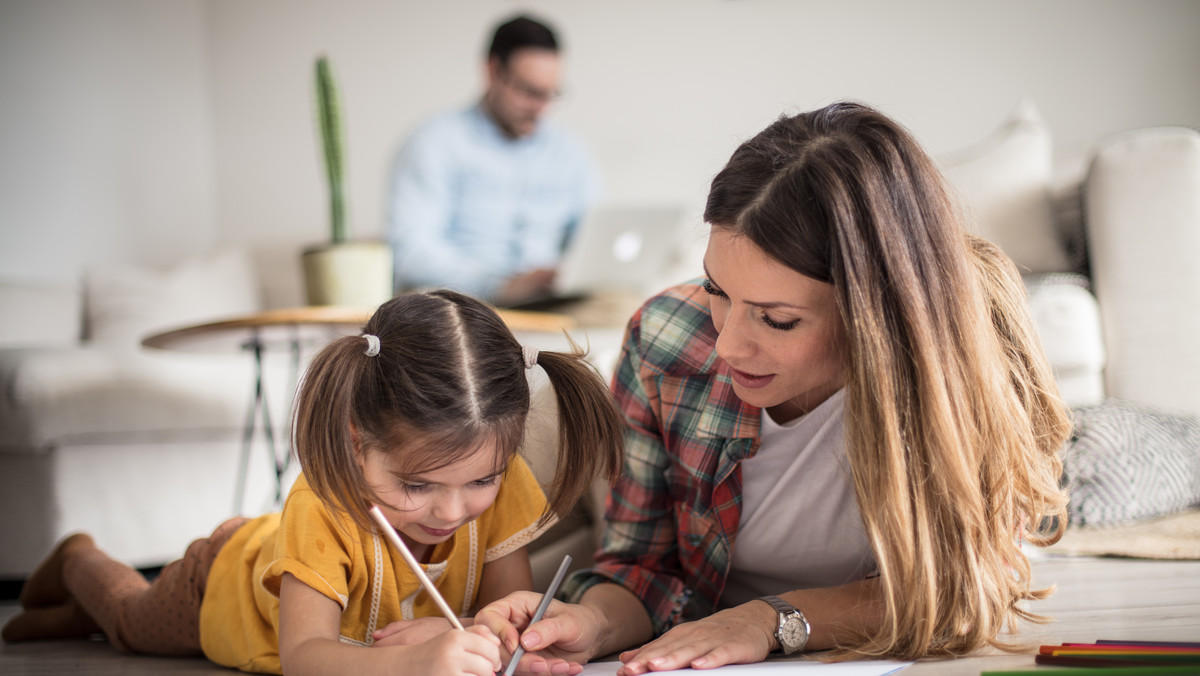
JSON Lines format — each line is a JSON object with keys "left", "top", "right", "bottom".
{"left": 315, "top": 55, "right": 347, "bottom": 244}
{"left": 303, "top": 54, "right": 392, "bottom": 308}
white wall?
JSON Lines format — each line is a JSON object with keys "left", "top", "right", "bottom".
{"left": 206, "top": 0, "right": 1200, "bottom": 236}
{"left": 0, "top": 0, "right": 215, "bottom": 282}
{"left": 3, "top": 0, "right": 1199, "bottom": 295}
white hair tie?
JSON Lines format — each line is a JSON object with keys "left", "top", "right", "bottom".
{"left": 362, "top": 334, "right": 381, "bottom": 357}
{"left": 522, "top": 345, "right": 539, "bottom": 369}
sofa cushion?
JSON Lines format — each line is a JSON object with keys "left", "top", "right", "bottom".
{"left": 1063, "top": 399, "right": 1200, "bottom": 527}
{"left": 941, "top": 100, "right": 1071, "bottom": 274}
{"left": 1085, "top": 126, "right": 1200, "bottom": 422}
{"left": 0, "top": 347, "right": 259, "bottom": 453}
{"left": 0, "top": 279, "right": 83, "bottom": 348}
{"left": 85, "top": 249, "right": 261, "bottom": 350}
{"left": 1023, "top": 273, "right": 1105, "bottom": 408}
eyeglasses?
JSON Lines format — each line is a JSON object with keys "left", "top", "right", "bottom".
{"left": 499, "top": 70, "right": 562, "bottom": 104}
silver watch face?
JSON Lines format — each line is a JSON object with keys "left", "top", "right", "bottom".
{"left": 779, "top": 615, "right": 809, "bottom": 651}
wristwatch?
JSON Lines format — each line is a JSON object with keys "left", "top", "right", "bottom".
{"left": 758, "top": 595, "right": 811, "bottom": 655}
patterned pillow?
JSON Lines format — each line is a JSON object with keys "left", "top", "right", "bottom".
{"left": 1062, "top": 398, "right": 1200, "bottom": 527}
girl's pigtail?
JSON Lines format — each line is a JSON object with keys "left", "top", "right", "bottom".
{"left": 533, "top": 344, "right": 624, "bottom": 523}
{"left": 292, "top": 334, "right": 375, "bottom": 530}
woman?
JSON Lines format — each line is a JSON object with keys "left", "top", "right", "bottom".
{"left": 479, "top": 101, "right": 1070, "bottom": 674}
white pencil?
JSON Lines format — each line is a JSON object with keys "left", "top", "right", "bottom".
{"left": 368, "top": 504, "right": 465, "bottom": 630}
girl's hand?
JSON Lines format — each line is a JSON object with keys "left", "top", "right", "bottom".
{"left": 615, "top": 603, "right": 774, "bottom": 674}
{"left": 404, "top": 625, "right": 502, "bottom": 676}
{"left": 476, "top": 591, "right": 600, "bottom": 674}
{"left": 371, "top": 616, "right": 472, "bottom": 647}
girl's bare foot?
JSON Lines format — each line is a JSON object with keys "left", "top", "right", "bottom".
{"left": 18, "top": 533, "right": 96, "bottom": 608}
{"left": 1, "top": 598, "right": 101, "bottom": 642}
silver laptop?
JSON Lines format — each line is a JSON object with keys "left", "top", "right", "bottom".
{"left": 555, "top": 206, "right": 684, "bottom": 295}
{"left": 496, "top": 206, "right": 686, "bottom": 312}
{"left": 503, "top": 206, "right": 684, "bottom": 310}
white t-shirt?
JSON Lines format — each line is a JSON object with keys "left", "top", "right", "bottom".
{"left": 720, "top": 389, "right": 876, "bottom": 608}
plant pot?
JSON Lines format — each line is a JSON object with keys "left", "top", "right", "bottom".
{"left": 301, "top": 241, "right": 394, "bottom": 308}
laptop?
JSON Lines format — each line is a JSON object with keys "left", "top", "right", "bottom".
{"left": 505, "top": 206, "right": 686, "bottom": 310}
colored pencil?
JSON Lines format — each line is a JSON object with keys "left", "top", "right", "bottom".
{"left": 368, "top": 505, "right": 465, "bottom": 630}
{"left": 982, "top": 665, "right": 1200, "bottom": 675}
{"left": 988, "top": 640, "right": 1200, "bottom": 675}
{"left": 501, "top": 554, "right": 573, "bottom": 676}
{"left": 1041, "top": 644, "right": 1200, "bottom": 655}
{"left": 1098, "top": 640, "right": 1200, "bottom": 649}
{"left": 1037, "top": 653, "right": 1200, "bottom": 667}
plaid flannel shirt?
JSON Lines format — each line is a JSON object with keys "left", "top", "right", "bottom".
{"left": 561, "top": 280, "right": 764, "bottom": 635}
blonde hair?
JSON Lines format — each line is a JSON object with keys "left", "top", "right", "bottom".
{"left": 704, "top": 102, "right": 1069, "bottom": 659}
{"left": 292, "top": 290, "right": 623, "bottom": 534}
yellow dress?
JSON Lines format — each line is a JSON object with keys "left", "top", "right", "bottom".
{"left": 198, "top": 455, "right": 548, "bottom": 674}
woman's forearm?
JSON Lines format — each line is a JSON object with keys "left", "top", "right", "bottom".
{"left": 578, "top": 582, "right": 656, "bottom": 658}
{"left": 778, "top": 576, "right": 884, "bottom": 651}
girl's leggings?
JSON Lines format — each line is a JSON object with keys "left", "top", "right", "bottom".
{"left": 66, "top": 516, "right": 250, "bottom": 655}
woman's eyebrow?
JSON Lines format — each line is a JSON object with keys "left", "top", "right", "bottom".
{"left": 702, "top": 262, "right": 807, "bottom": 311}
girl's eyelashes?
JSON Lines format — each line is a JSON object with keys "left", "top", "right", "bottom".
{"left": 397, "top": 475, "right": 502, "bottom": 493}
{"left": 702, "top": 279, "right": 727, "bottom": 298}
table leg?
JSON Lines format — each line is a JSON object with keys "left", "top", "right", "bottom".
{"left": 234, "top": 333, "right": 282, "bottom": 514}
{"left": 233, "top": 330, "right": 300, "bottom": 514}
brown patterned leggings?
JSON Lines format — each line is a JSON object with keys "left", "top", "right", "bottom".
{"left": 66, "top": 517, "right": 250, "bottom": 655}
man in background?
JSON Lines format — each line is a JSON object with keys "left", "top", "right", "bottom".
{"left": 387, "top": 14, "right": 600, "bottom": 306}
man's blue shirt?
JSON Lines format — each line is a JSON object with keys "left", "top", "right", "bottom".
{"left": 387, "top": 103, "right": 600, "bottom": 299}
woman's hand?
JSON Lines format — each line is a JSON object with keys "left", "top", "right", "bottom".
{"left": 402, "top": 625, "right": 502, "bottom": 676}
{"left": 615, "top": 602, "right": 775, "bottom": 674}
{"left": 371, "top": 616, "right": 471, "bottom": 647}
{"left": 476, "top": 591, "right": 604, "bottom": 674}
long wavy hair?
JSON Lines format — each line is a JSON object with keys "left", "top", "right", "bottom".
{"left": 704, "top": 102, "right": 1070, "bottom": 659}
{"left": 292, "top": 289, "right": 623, "bottom": 534}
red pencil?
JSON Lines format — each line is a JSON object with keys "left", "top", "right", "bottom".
{"left": 1037, "top": 654, "right": 1200, "bottom": 668}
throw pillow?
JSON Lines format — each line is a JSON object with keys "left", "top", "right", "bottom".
{"left": 1023, "top": 273, "right": 1105, "bottom": 407}
{"left": 1062, "top": 398, "right": 1200, "bottom": 527}
{"left": 940, "top": 100, "right": 1071, "bottom": 274}
{"left": 85, "top": 249, "right": 261, "bottom": 349}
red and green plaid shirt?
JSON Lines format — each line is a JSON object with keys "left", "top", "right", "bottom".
{"left": 561, "top": 280, "right": 765, "bottom": 634}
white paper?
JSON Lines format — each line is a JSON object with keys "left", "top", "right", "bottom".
{"left": 576, "top": 659, "right": 912, "bottom": 675}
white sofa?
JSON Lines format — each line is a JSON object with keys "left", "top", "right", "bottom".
{"left": 0, "top": 251, "right": 290, "bottom": 579}
{"left": 2, "top": 104, "right": 1198, "bottom": 584}
{"left": 940, "top": 103, "right": 1200, "bottom": 422}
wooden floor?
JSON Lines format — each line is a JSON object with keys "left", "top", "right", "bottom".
{"left": 2, "top": 553, "right": 1198, "bottom": 675}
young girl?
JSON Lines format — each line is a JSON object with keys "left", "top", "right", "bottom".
{"left": 3, "top": 289, "right": 623, "bottom": 676}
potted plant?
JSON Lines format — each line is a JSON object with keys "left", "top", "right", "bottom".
{"left": 301, "top": 55, "right": 393, "bottom": 308}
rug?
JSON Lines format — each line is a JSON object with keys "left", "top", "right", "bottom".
{"left": 1045, "top": 507, "right": 1200, "bottom": 559}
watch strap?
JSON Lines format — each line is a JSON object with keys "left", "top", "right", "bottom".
{"left": 758, "top": 594, "right": 811, "bottom": 654}
{"left": 760, "top": 594, "right": 797, "bottom": 616}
